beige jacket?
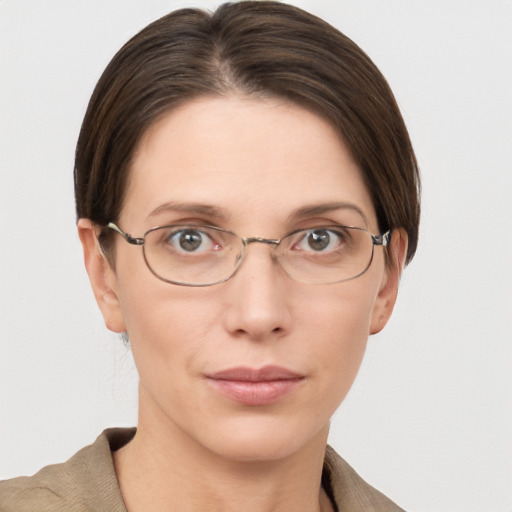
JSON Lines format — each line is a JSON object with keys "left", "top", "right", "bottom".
{"left": 0, "top": 428, "right": 404, "bottom": 511}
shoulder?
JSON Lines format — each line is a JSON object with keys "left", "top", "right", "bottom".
{"left": 0, "top": 428, "right": 134, "bottom": 512}
{"left": 323, "top": 445, "right": 405, "bottom": 512}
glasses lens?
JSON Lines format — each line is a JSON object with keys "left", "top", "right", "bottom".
{"left": 277, "top": 226, "right": 374, "bottom": 284}
{"left": 143, "top": 225, "right": 243, "bottom": 286}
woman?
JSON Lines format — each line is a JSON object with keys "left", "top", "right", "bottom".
{"left": 0, "top": 1, "right": 419, "bottom": 510}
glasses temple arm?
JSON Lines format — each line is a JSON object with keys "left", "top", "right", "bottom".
{"left": 108, "top": 222, "right": 144, "bottom": 245}
{"left": 372, "top": 229, "right": 392, "bottom": 247}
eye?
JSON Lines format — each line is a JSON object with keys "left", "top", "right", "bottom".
{"left": 306, "top": 229, "right": 332, "bottom": 251}
{"left": 166, "top": 228, "right": 217, "bottom": 253}
{"left": 293, "top": 228, "right": 348, "bottom": 253}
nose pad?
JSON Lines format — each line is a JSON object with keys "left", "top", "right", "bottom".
{"left": 228, "top": 246, "right": 247, "bottom": 281}
{"left": 230, "top": 239, "right": 281, "bottom": 280}
{"left": 242, "top": 238, "right": 281, "bottom": 268}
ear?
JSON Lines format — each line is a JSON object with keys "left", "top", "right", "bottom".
{"left": 77, "top": 218, "right": 126, "bottom": 333}
{"left": 370, "top": 228, "right": 408, "bottom": 335}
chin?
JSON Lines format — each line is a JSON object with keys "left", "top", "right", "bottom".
{"left": 195, "top": 414, "right": 330, "bottom": 463}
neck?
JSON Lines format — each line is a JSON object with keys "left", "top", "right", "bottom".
{"left": 114, "top": 405, "right": 333, "bottom": 512}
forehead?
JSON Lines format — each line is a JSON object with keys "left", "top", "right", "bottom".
{"left": 123, "top": 96, "right": 377, "bottom": 231}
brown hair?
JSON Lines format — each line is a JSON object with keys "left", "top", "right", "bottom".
{"left": 74, "top": 0, "right": 420, "bottom": 263}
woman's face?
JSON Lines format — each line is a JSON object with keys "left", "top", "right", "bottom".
{"left": 81, "top": 96, "right": 403, "bottom": 462}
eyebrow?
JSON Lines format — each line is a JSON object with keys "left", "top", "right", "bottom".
{"left": 288, "top": 202, "right": 369, "bottom": 226}
{"left": 147, "top": 200, "right": 368, "bottom": 226}
{"left": 147, "top": 201, "right": 229, "bottom": 221}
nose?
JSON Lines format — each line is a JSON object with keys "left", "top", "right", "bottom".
{"left": 222, "top": 243, "right": 292, "bottom": 342}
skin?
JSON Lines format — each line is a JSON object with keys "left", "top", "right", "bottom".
{"left": 78, "top": 96, "right": 407, "bottom": 512}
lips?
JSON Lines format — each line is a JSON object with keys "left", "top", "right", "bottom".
{"left": 206, "top": 365, "right": 304, "bottom": 406}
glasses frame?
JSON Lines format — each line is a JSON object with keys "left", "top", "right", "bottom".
{"left": 107, "top": 222, "right": 391, "bottom": 287}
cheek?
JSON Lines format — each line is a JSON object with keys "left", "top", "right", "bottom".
{"left": 299, "top": 281, "right": 379, "bottom": 404}
{"left": 116, "top": 272, "right": 223, "bottom": 379}
{"left": 122, "top": 291, "right": 208, "bottom": 345}
{"left": 119, "top": 290, "right": 220, "bottom": 427}
{"left": 114, "top": 244, "right": 219, "bottom": 341}
{"left": 304, "top": 278, "right": 378, "bottom": 348}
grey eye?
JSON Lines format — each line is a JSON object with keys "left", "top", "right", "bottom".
{"left": 179, "top": 230, "right": 203, "bottom": 251}
{"left": 290, "top": 228, "right": 348, "bottom": 253}
{"left": 164, "top": 229, "right": 215, "bottom": 253}
{"left": 307, "top": 230, "right": 331, "bottom": 251}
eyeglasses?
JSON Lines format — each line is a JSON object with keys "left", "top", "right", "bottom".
{"left": 107, "top": 222, "right": 390, "bottom": 287}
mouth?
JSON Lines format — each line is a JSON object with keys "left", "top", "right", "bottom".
{"left": 205, "top": 366, "right": 304, "bottom": 406}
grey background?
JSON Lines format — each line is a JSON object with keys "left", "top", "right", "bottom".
{"left": 1, "top": 1, "right": 511, "bottom": 510}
